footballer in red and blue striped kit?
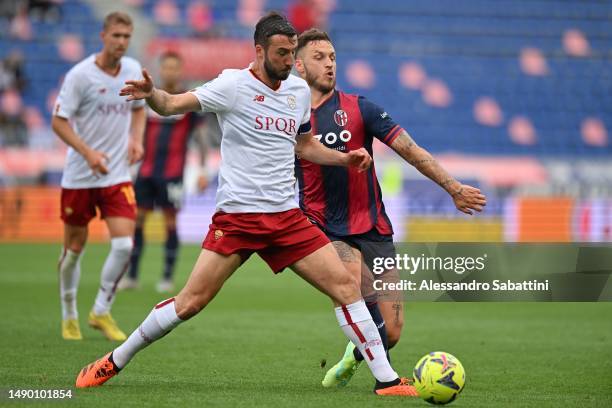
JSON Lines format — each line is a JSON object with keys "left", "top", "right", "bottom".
{"left": 295, "top": 89, "right": 398, "bottom": 237}
{"left": 295, "top": 28, "right": 487, "bottom": 389}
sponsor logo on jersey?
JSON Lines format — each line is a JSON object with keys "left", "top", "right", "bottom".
{"left": 97, "top": 102, "right": 130, "bottom": 116}
{"left": 334, "top": 109, "right": 348, "bottom": 126}
{"left": 314, "top": 130, "right": 352, "bottom": 146}
{"left": 254, "top": 116, "right": 297, "bottom": 136}
{"left": 287, "top": 95, "right": 297, "bottom": 110}
{"left": 253, "top": 95, "right": 265, "bottom": 103}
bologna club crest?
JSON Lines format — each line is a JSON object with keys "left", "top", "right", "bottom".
{"left": 334, "top": 109, "right": 348, "bottom": 126}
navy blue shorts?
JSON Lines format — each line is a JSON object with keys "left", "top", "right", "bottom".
{"left": 324, "top": 227, "right": 396, "bottom": 274}
{"left": 134, "top": 177, "right": 183, "bottom": 211}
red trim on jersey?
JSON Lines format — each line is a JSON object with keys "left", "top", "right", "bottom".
{"left": 94, "top": 58, "right": 122, "bottom": 77}
{"left": 140, "top": 119, "right": 161, "bottom": 178}
{"left": 155, "top": 297, "right": 176, "bottom": 309}
{"left": 339, "top": 92, "right": 372, "bottom": 234}
{"left": 383, "top": 125, "right": 402, "bottom": 145}
{"left": 248, "top": 68, "right": 281, "bottom": 91}
{"left": 164, "top": 115, "right": 191, "bottom": 178}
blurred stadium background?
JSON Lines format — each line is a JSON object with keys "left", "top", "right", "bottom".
{"left": 0, "top": 0, "right": 611, "bottom": 244}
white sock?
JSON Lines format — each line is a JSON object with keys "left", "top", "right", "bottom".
{"left": 112, "top": 298, "right": 183, "bottom": 368}
{"left": 335, "top": 300, "right": 399, "bottom": 383}
{"left": 93, "top": 237, "right": 133, "bottom": 315}
{"left": 58, "top": 248, "right": 82, "bottom": 320}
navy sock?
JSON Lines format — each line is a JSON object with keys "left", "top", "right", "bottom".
{"left": 128, "top": 226, "right": 144, "bottom": 279}
{"left": 353, "top": 301, "right": 389, "bottom": 362}
{"left": 163, "top": 227, "right": 179, "bottom": 280}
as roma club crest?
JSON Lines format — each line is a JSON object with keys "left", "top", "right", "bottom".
{"left": 334, "top": 109, "right": 348, "bottom": 127}
{"left": 287, "top": 95, "right": 297, "bottom": 110}
{"left": 214, "top": 230, "right": 224, "bottom": 240}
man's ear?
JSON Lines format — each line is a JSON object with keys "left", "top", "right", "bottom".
{"left": 255, "top": 44, "right": 265, "bottom": 60}
{"left": 295, "top": 58, "right": 304, "bottom": 75}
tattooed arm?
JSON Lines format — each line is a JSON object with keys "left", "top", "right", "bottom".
{"left": 390, "top": 130, "right": 487, "bottom": 215}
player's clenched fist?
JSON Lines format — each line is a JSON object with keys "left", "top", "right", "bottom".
{"left": 120, "top": 68, "right": 154, "bottom": 101}
{"left": 346, "top": 147, "right": 372, "bottom": 172}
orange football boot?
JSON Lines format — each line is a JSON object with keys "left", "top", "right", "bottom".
{"left": 75, "top": 352, "right": 119, "bottom": 388}
{"left": 375, "top": 377, "right": 419, "bottom": 396}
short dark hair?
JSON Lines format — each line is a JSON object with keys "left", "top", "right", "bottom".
{"left": 103, "top": 11, "right": 133, "bottom": 30}
{"left": 160, "top": 50, "right": 182, "bottom": 63}
{"left": 297, "top": 28, "right": 332, "bottom": 56}
{"left": 253, "top": 11, "right": 297, "bottom": 47}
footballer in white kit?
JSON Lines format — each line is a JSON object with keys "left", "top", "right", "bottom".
{"left": 76, "top": 12, "right": 418, "bottom": 397}
{"left": 51, "top": 12, "right": 146, "bottom": 342}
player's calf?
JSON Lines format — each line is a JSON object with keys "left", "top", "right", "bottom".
{"left": 379, "top": 300, "right": 404, "bottom": 349}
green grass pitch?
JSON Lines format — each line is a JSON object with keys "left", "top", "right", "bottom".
{"left": 0, "top": 243, "right": 611, "bottom": 407}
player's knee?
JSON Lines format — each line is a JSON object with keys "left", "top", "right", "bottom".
{"left": 110, "top": 236, "right": 133, "bottom": 256}
{"left": 66, "top": 243, "right": 85, "bottom": 253}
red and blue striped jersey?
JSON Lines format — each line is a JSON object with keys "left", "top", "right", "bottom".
{"left": 138, "top": 108, "right": 202, "bottom": 179}
{"left": 295, "top": 90, "right": 403, "bottom": 236}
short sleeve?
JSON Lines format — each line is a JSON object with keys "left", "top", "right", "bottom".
{"left": 358, "top": 96, "right": 403, "bottom": 146}
{"left": 298, "top": 86, "right": 312, "bottom": 134}
{"left": 190, "top": 70, "right": 238, "bottom": 113}
{"left": 54, "top": 70, "right": 83, "bottom": 119}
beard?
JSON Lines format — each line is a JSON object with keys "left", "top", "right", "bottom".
{"left": 264, "top": 58, "right": 291, "bottom": 81}
{"left": 304, "top": 68, "right": 335, "bottom": 94}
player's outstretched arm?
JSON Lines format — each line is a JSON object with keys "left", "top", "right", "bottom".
{"left": 51, "top": 115, "right": 109, "bottom": 175}
{"left": 295, "top": 133, "right": 371, "bottom": 171}
{"left": 390, "top": 130, "right": 487, "bottom": 215}
{"left": 120, "top": 68, "right": 201, "bottom": 116}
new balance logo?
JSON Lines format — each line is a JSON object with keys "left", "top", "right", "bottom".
{"left": 253, "top": 95, "right": 265, "bottom": 102}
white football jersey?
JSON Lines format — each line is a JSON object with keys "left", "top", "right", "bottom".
{"left": 191, "top": 66, "right": 311, "bottom": 213}
{"left": 55, "top": 54, "right": 145, "bottom": 188}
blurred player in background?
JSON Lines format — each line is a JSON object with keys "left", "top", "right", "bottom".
{"left": 294, "top": 28, "right": 487, "bottom": 387}
{"left": 51, "top": 12, "right": 146, "bottom": 341}
{"left": 75, "top": 12, "right": 419, "bottom": 396}
{"left": 119, "top": 51, "right": 209, "bottom": 294}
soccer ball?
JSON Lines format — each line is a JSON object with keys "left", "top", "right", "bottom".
{"left": 413, "top": 351, "right": 465, "bottom": 405}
